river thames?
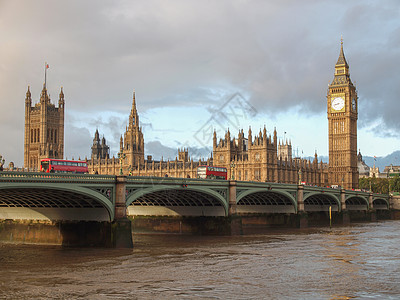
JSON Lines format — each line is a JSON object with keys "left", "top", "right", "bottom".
{"left": 1, "top": 221, "right": 400, "bottom": 299}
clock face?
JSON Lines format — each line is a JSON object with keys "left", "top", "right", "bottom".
{"left": 352, "top": 98, "right": 356, "bottom": 111}
{"left": 331, "top": 97, "right": 345, "bottom": 111}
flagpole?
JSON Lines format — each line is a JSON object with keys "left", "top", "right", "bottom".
{"left": 45, "top": 61, "right": 47, "bottom": 89}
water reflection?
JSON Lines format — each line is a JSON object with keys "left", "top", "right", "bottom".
{"left": 1, "top": 222, "right": 400, "bottom": 299}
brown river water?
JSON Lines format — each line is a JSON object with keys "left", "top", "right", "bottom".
{"left": 1, "top": 221, "right": 400, "bottom": 299}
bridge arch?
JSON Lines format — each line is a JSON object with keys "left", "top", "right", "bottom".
{"left": 345, "top": 195, "right": 369, "bottom": 211}
{"left": 303, "top": 192, "right": 341, "bottom": 212}
{"left": 126, "top": 185, "right": 228, "bottom": 216}
{"left": 372, "top": 197, "right": 389, "bottom": 210}
{"left": 236, "top": 188, "right": 297, "bottom": 214}
{"left": 0, "top": 183, "right": 114, "bottom": 221}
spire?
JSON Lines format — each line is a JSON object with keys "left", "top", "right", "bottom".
{"left": 128, "top": 89, "right": 139, "bottom": 128}
{"left": 40, "top": 83, "right": 50, "bottom": 104}
{"left": 132, "top": 89, "right": 136, "bottom": 108}
{"left": 94, "top": 129, "right": 100, "bottom": 142}
{"left": 336, "top": 37, "right": 349, "bottom": 68}
{"left": 331, "top": 37, "right": 351, "bottom": 86}
{"left": 26, "top": 86, "right": 31, "bottom": 98}
{"left": 25, "top": 86, "right": 32, "bottom": 105}
{"left": 213, "top": 129, "right": 217, "bottom": 147}
{"left": 58, "top": 87, "right": 65, "bottom": 108}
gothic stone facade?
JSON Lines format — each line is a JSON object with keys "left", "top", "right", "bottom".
{"left": 212, "top": 128, "right": 329, "bottom": 185}
{"left": 87, "top": 92, "right": 211, "bottom": 177}
{"left": 87, "top": 92, "right": 329, "bottom": 186}
{"left": 24, "top": 85, "right": 65, "bottom": 170}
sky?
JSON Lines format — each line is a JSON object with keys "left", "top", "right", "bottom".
{"left": 1, "top": 0, "right": 400, "bottom": 167}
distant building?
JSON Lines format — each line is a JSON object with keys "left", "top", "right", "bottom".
{"left": 91, "top": 130, "right": 110, "bottom": 160}
{"left": 278, "top": 140, "right": 292, "bottom": 161}
{"left": 24, "top": 84, "right": 65, "bottom": 170}
{"left": 383, "top": 165, "right": 400, "bottom": 176}
{"left": 357, "top": 151, "right": 370, "bottom": 178}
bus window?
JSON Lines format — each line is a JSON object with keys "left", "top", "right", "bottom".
{"left": 41, "top": 160, "right": 50, "bottom": 172}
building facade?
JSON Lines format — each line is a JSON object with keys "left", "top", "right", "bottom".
{"left": 87, "top": 92, "right": 210, "bottom": 177}
{"left": 212, "top": 128, "right": 328, "bottom": 185}
{"left": 24, "top": 84, "right": 65, "bottom": 170}
{"left": 87, "top": 92, "right": 329, "bottom": 186}
{"left": 327, "top": 39, "right": 359, "bottom": 189}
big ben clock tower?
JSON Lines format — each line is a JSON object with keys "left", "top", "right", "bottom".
{"left": 327, "top": 39, "right": 359, "bottom": 189}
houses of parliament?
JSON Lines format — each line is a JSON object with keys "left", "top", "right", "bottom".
{"left": 23, "top": 40, "right": 359, "bottom": 189}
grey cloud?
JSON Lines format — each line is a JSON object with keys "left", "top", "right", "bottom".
{"left": 1, "top": 0, "right": 400, "bottom": 165}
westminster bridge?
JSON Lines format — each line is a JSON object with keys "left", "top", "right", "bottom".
{"left": 0, "top": 171, "right": 392, "bottom": 247}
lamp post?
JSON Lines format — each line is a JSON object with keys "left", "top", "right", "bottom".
{"left": 298, "top": 168, "right": 302, "bottom": 185}
{"left": 118, "top": 152, "right": 126, "bottom": 176}
{"left": 230, "top": 162, "right": 235, "bottom": 180}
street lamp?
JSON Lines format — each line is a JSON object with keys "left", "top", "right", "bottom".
{"left": 118, "top": 152, "right": 126, "bottom": 175}
{"left": 230, "top": 162, "right": 235, "bottom": 180}
{"left": 298, "top": 168, "right": 302, "bottom": 185}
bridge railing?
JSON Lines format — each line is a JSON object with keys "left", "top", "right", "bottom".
{"left": 0, "top": 171, "right": 116, "bottom": 183}
{"left": 126, "top": 175, "right": 230, "bottom": 186}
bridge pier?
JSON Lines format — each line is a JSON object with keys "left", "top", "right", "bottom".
{"left": 296, "top": 185, "right": 308, "bottom": 228}
{"left": 340, "top": 189, "right": 346, "bottom": 211}
{"left": 228, "top": 180, "right": 237, "bottom": 216}
{"left": 112, "top": 176, "right": 133, "bottom": 248}
{"left": 340, "top": 190, "right": 350, "bottom": 224}
{"left": 368, "top": 193, "right": 373, "bottom": 210}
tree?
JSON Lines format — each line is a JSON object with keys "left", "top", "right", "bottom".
{"left": 0, "top": 154, "right": 5, "bottom": 171}
{"left": 358, "top": 177, "right": 392, "bottom": 194}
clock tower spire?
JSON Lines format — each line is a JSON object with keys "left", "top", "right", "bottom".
{"left": 327, "top": 38, "right": 359, "bottom": 189}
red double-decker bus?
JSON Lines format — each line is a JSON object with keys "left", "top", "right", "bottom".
{"left": 197, "top": 166, "right": 227, "bottom": 180}
{"left": 40, "top": 159, "right": 89, "bottom": 174}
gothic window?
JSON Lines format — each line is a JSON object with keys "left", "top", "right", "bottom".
{"left": 255, "top": 153, "right": 260, "bottom": 161}
{"left": 255, "top": 169, "right": 260, "bottom": 180}
{"left": 54, "top": 130, "right": 57, "bottom": 142}
{"left": 38, "top": 129, "right": 40, "bottom": 142}
{"left": 31, "top": 129, "right": 34, "bottom": 143}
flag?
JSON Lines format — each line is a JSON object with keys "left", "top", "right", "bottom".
{"left": 374, "top": 156, "right": 376, "bottom": 161}
{"left": 46, "top": 64, "right": 49, "bottom": 69}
